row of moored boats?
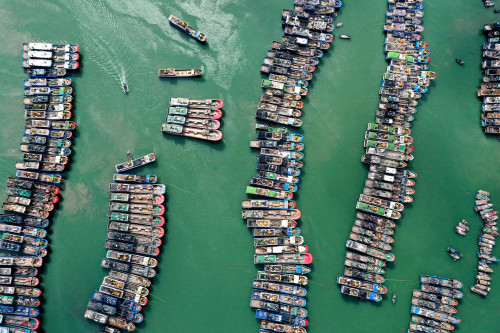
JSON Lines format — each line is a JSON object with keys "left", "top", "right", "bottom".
{"left": 243, "top": 0, "right": 343, "bottom": 332}
{"left": 407, "top": 274, "right": 463, "bottom": 333}
{"left": 0, "top": 42, "right": 80, "bottom": 333}
{"left": 477, "top": 24, "right": 500, "bottom": 136}
{"left": 161, "top": 98, "right": 223, "bottom": 141}
{"left": 84, "top": 174, "right": 167, "bottom": 332}
{"left": 470, "top": 190, "right": 498, "bottom": 297}
{"left": 338, "top": 0, "right": 435, "bottom": 302}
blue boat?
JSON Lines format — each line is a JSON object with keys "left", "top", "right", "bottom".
{"left": 256, "top": 309, "right": 308, "bottom": 327}
{"left": 0, "top": 306, "right": 14, "bottom": 315}
{"left": 92, "top": 290, "right": 118, "bottom": 306}
{"left": 168, "top": 15, "right": 206, "bottom": 43}
{"left": 117, "top": 298, "right": 142, "bottom": 313}
{"left": 13, "top": 306, "right": 39, "bottom": 317}
{"left": 87, "top": 299, "right": 116, "bottom": 315}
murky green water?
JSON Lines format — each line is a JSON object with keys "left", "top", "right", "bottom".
{"left": 0, "top": 0, "right": 498, "bottom": 332}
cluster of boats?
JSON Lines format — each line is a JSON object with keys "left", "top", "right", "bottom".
{"left": 339, "top": 0, "right": 435, "bottom": 302}
{"left": 84, "top": 174, "right": 166, "bottom": 332}
{"left": 470, "top": 190, "right": 498, "bottom": 297}
{"left": 243, "top": 0, "right": 343, "bottom": 331}
{"left": 477, "top": 24, "right": 500, "bottom": 136}
{"left": 0, "top": 42, "right": 80, "bottom": 332}
{"left": 407, "top": 274, "right": 463, "bottom": 333}
{"left": 22, "top": 42, "right": 80, "bottom": 71}
{"left": 161, "top": 98, "right": 223, "bottom": 141}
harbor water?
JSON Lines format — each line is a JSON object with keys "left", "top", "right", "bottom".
{"left": 0, "top": 0, "right": 499, "bottom": 332}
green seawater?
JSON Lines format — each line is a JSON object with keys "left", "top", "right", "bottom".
{"left": 0, "top": 0, "right": 499, "bottom": 332}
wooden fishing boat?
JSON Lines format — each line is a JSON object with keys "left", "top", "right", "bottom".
{"left": 246, "top": 219, "right": 296, "bottom": 228}
{"left": 109, "top": 183, "right": 165, "bottom": 194}
{"left": 337, "top": 275, "right": 387, "bottom": 294}
{"left": 113, "top": 174, "right": 157, "bottom": 184}
{"left": 158, "top": 68, "right": 202, "bottom": 77}
{"left": 340, "top": 285, "right": 381, "bottom": 302}
{"left": 168, "top": 15, "right": 206, "bottom": 42}
{"left": 254, "top": 253, "right": 312, "bottom": 265}
{"left": 252, "top": 228, "right": 300, "bottom": 237}
{"left": 165, "top": 115, "right": 220, "bottom": 129}
{"left": 255, "top": 236, "right": 304, "bottom": 247}
{"left": 346, "top": 240, "right": 394, "bottom": 262}
{"left": 102, "top": 276, "right": 149, "bottom": 296}
{"left": 26, "top": 68, "right": 66, "bottom": 77}
{"left": 24, "top": 78, "right": 72, "bottom": 87}
{"left": 255, "top": 245, "right": 308, "bottom": 255}
{"left": 106, "top": 231, "right": 161, "bottom": 247}
{"left": 359, "top": 194, "right": 404, "bottom": 211}
{"left": 356, "top": 202, "right": 401, "bottom": 219}
{"left": 264, "top": 264, "right": 311, "bottom": 275}
{"left": 168, "top": 106, "right": 222, "bottom": 119}
{"left": 260, "top": 320, "right": 306, "bottom": 333}
{"left": 109, "top": 192, "right": 164, "bottom": 205}
{"left": 246, "top": 186, "right": 293, "bottom": 200}
{"left": 105, "top": 240, "right": 159, "bottom": 256}
{"left": 260, "top": 93, "right": 305, "bottom": 110}
{"left": 344, "top": 267, "right": 385, "bottom": 284}
{"left": 251, "top": 289, "right": 306, "bottom": 307}
{"left": 281, "top": 35, "right": 331, "bottom": 50}
{"left": 108, "top": 270, "right": 151, "bottom": 288}
{"left": 109, "top": 212, "right": 164, "bottom": 227}
{"left": 109, "top": 202, "right": 165, "bottom": 216}
{"left": 250, "top": 299, "right": 308, "bottom": 318}
{"left": 0, "top": 256, "right": 43, "bottom": 267}
{"left": 115, "top": 153, "right": 156, "bottom": 173}
{"left": 169, "top": 98, "right": 222, "bottom": 109}
{"left": 101, "top": 259, "right": 156, "bottom": 279}
{"left": 2, "top": 314, "right": 39, "bottom": 329}
{"left": 242, "top": 209, "right": 301, "bottom": 220}
{"left": 161, "top": 123, "right": 223, "bottom": 141}
{"left": 107, "top": 222, "right": 164, "bottom": 238}
{"left": 241, "top": 199, "right": 296, "bottom": 209}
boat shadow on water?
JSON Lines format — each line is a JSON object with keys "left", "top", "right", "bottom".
{"left": 158, "top": 76, "right": 207, "bottom": 84}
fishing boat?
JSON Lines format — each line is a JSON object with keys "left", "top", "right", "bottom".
{"left": 109, "top": 183, "right": 165, "bottom": 194}
{"left": 241, "top": 199, "right": 296, "bottom": 209}
{"left": 168, "top": 106, "right": 222, "bottom": 119}
{"left": 109, "top": 202, "right": 165, "bottom": 216}
{"left": 107, "top": 231, "right": 161, "bottom": 248}
{"left": 168, "top": 15, "right": 206, "bottom": 42}
{"left": 24, "top": 78, "right": 72, "bottom": 87}
{"left": 109, "top": 212, "right": 164, "bottom": 227}
{"left": 101, "top": 259, "right": 156, "bottom": 279}
{"left": 257, "top": 270, "right": 308, "bottom": 285}
{"left": 346, "top": 240, "right": 395, "bottom": 262}
{"left": 2, "top": 314, "right": 39, "bottom": 329}
{"left": 364, "top": 179, "right": 415, "bottom": 195}
{"left": 102, "top": 276, "right": 149, "bottom": 296}
{"left": 246, "top": 185, "right": 294, "bottom": 200}
{"left": 255, "top": 245, "right": 308, "bottom": 255}
{"left": 15, "top": 170, "right": 62, "bottom": 184}
{"left": 26, "top": 68, "right": 67, "bottom": 77}
{"left": 249, "top": 177, "right": 297, "bottom": 192}
{"left": 340, "top": 285, "right": 382, "bottom": 302}
{"left": 87, "top": 299, "right": 116, "bottom": 315}
{"left": 264, "top": 264, "right": 311, "bottom": 275}
{"left": 421, "top": 284, "right": 463, "bottom": 298}
{"left": 23, "top": 42, "right": 80, "bottom": 53}
{"left": 281, "top": 36, "right": 330, "bottom": 51}
{"left": 356, "top": 212, "right": 396, "bottom": 227}
{"left": 110, "top": 193, "right": 164, "bottom": 205}
{"left": 169, "top": 98, "right": 223, "bottom": 109}
{"left": 106, "top": 250, "right": 157, "bottom": 267}
{"left": 256, "top": 130, "right": 303, "bottom": 143}
{"left": 260, "top": 320, "right": 306, "bottom": 333}
{"left": 242, "top": 209, "right": 301, "bottom": 220}
{"left": 359, "top": 194, "right": 404, "bottom": 211}
{"left": 251, "top": 289, "right": 306, "bottom": 307}
{"left": 161, "top": 123, "right": 223, "bottom": 141}
{"left": 356, "top": 202, "right": 401, "bottom": 219}
{"left": 165, "top": 115, "right": 220, "bottom": 129}
{"left": 108, "top": 270, "right": 151, "bottom": 288}
{"left": 362, "top": 154, "right": 407, "bottom": 168}
{"left": 24, "top": 86, "right": 73, "bottom": 96}
{"left": 337, "top": 275, "right": 387, "bottom": 294}
{"left": 411, "top": 306, "right": 460, "bottom": 324}
{"left": 250, "top": 299, "right": 307, "bottom": 318}
{"left": 106, "top": 222, "right": 163, "bottom": 238}
{"left": 158, "top": 68, "right": 203, "bottom": 77}
{"left": 255, "top": 236, "right": 304, "bottom": 247}
{"left": 411, "top": 315, "right": 455, "bottom": 331}
{"left": 367, "top": 171, "right": 415, "bottom": 186}
{"left": 411, "top": 298, "right": 457, "bottom": 314}
{"left": 246, "top": 219, "right": 296, "bottom": 228}
{"left": 351, "top": 226, "right": 394, "bottom": 243}
{"left": 254, "top": 253, "right": 313, "bottom": 265}
{"left": 105, "top": 240, "right": 159, "bottom": 256}
{"left": 115, "top": 153, "right": 156, "bottom": 173}
{"left": 353, "top": 219, "right": 394, "bottom": 235}
{"left": 421, "top": 274, "right": 463, "bottom": 289}
{"left": 250, "top": 139, "right": 304, "bottom": 151}
{"left": 346, "top": 251, "right": 386, "bottom": 267}
{"left": 255, "top": 309, "right": 308, "bottom": 327}
{"left": 113, "top": 174, "right": 157, "bottom": 184}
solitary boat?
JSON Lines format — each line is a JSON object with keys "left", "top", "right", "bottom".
{"left": 158, "top": 68, "right": 203, "bottom": 77}
{"left": 115, "top": 153, "right": 155, "bottom": 173}
{"left": 168, "top": 15, "right": 206, "bottom": 42}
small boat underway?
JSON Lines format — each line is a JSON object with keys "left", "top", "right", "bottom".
{"left": 158, "top": 68, "right": 203, "bottom": 77}
{"left": 115, "top": 153, "right": 155, "bottom": 173}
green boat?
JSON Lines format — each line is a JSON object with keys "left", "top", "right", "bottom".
{"left": 387, "top": 51, "right": 415, "bottom": 62}
{"left": 246, "top": 186, "right": 293, "bottom": 200}
{"left": 356, "top": 202, "right": 401, "bottom": 219}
